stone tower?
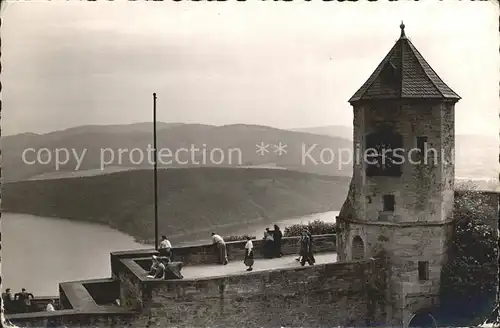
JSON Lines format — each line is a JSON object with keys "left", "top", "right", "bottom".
{"left": 336, "top": 23, "right": 460, "bottom": 326}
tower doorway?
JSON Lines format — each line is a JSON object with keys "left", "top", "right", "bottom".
{"left": 352, "top": 235, "right": 364, "bottom": 260}
{"left": 408, "top": 312, "right": 437, "bottom": 328}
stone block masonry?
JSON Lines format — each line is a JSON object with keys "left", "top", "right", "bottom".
{"left": 136, "top": 259, "right": 387, "bottom": 328}
{"left": 7, "top": 310, "right": 136, "bottom": 328}
{"left": 349, "top": 102, "right": 455, "bottom": 225}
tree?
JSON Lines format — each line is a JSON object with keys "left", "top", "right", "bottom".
{"left": 439, "top": 181, "right": 498, "bottom": 326}
{"left": 283, "top": 220, "right": 336, "bottom": 237}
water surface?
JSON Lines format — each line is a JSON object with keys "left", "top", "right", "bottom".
{"left": 2, "top": 210, "right": 338, "bottom": 295}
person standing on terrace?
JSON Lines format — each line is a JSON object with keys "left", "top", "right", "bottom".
{"left": 46, "top": 300, "right": 55, "bottom": 312}
{"left": 263, "top": 228, "right": 274, "bottom": 258}
{"left": 305, "top": 228, "right": 315, "bottom": 264}
{"left": 299, "top": 230, "right": 314, "bottom": 266}
{"left": 244, "top": 236, "right": 254, "bottom": 272}
{"left": 159, "top": 235, "right": 172, "bottom": 258}
{"left": 14, "top": 288, "right": 34, "bottom": 313}
{"left": 2, "top": 289, "right": 14, "bottom": 314}
{"left": 45, "top": 299, "right": 56, "bottom": 328}
{"left": 211, "top": 232, "right": 228, "bottom": 265}
{"left": 273, "top": 224, "right": 283, "bottom": 258}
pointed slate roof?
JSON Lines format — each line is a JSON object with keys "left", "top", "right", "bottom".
{"left": 349, "top": 22, "right": 460, "bottom": 104}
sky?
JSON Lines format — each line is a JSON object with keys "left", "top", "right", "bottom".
{"left": 2, "top": 0, "right": 499, "bottom": 136}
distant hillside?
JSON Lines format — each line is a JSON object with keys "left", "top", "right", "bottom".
{"left": 2, "top": 122, "right": 497, "bottom": 184}
{"left": 2, "top": 167, "right": 350, "bottom": 242}
{"left": 2, "top": 123, "right": 353, "bottom": 182}
{"left": 291, "top": 125, "right": 354, "bottom": 141}
{"left": 2, "top": 122, "right": 186, "bottom": 140}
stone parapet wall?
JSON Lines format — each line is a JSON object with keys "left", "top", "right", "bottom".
{"left": 13, "top": 296, "right": 60, "bottom": 313}
{"left": 59, "top": 285, "right": 72, "bottom": 310}
{"left": 116, "top": 259, "right": 147, "bottom": 311}
{"left": 137, "top": 259, "right": 387, "bottom": 327}
{"left": 112, "top": 250, "right": 388, "bottom": 328}
{"left": 83, "top": 279, "right": 120, "bottom": 306}
{"left": 111, "top": 249, "right": 159, "bottom": 278}
{"left": 7, "top": 309, "right": 136, "bottom": 328}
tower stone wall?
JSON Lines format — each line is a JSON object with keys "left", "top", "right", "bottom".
{"left": 349, "top": 101, "right": 455, "bottom": 224}
{"left": 337, "top": 23, "right": 460, "bottom": 327}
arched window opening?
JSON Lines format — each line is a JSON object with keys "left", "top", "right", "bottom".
{"left": 352, "top": 235, "right": 365, "bottom": 261}
{"left": 408, "top": 312, "right": 437, "bottom": 328}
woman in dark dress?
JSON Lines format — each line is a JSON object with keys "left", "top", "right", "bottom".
{"left": 273, "top": 224, "right": 283, "bottom": 258}
{"left": 305, "top": 228, "right": 315, "bottom": 264}
{"left": 263, "top": 228, "right": 274, "bottom": 258}
{"left": 299, "top": 231, "right": 314, "bottom": 266}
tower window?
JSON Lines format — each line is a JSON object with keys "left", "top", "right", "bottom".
{"left": 365, "top": 131, "right": 403, "bottom": 177}
{"left": 416, "top": 136, "right": 436, "bottom": 165}
{"left": 418, "top": 261, "right": 429, "bottom": 281}
{"left": 417, "top": 136, "right": 428, "bottom": 156}
{"left": 383, "top": 195, "right": 395, "bottom": 212}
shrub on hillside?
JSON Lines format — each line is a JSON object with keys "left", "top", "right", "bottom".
{"left": 439, "top": 181, "right": 498, "bottom": 326}
{"left": 284, "top": 220, "right": 336, "bottom": 237}
{"left": 224, "top": 235, "right": 256, "bottom": 242}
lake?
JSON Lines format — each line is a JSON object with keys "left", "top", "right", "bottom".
{"left": 1, "top": 211, "right": 338, "bottom": 296}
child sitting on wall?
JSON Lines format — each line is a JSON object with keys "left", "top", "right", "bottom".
{"left": 147, "top": 255, "right": 165, "bottom": 279}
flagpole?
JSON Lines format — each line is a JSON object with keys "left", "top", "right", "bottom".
{"left": 153, "top": 93, "right": 159, "bottom": 250}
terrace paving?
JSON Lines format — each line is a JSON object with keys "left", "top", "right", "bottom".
{"left": 178, "top": 252, "right": 338, "bottom": 279}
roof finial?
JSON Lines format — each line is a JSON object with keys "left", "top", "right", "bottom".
{"left": 400, "top": 21, "right": 406, "bottom": 38}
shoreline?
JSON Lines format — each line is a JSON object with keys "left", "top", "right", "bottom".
{"left": 3, "top": 209, "right": 339, "bottom": 247}
{"left": 147, "top": 210, "right": 339, "bottom": 247}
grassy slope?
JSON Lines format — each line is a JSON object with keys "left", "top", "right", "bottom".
{"left": 2, "top": 167, "right": 349, "bottom": 241}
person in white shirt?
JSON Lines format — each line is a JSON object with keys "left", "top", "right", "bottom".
{"left": 244, "top": 236, "right": 254, "bottom": 271}
{"left": 159, "top": 235, "right": 172, "bottom": 258}
{"left": 45, "top": 300, "right": 56, "bottom": 328}
{"left": 46, "top": 300, "right": 55, "bottom": 312}
{"left": 211, "top": 232, "right": 228, "bottom": 265}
